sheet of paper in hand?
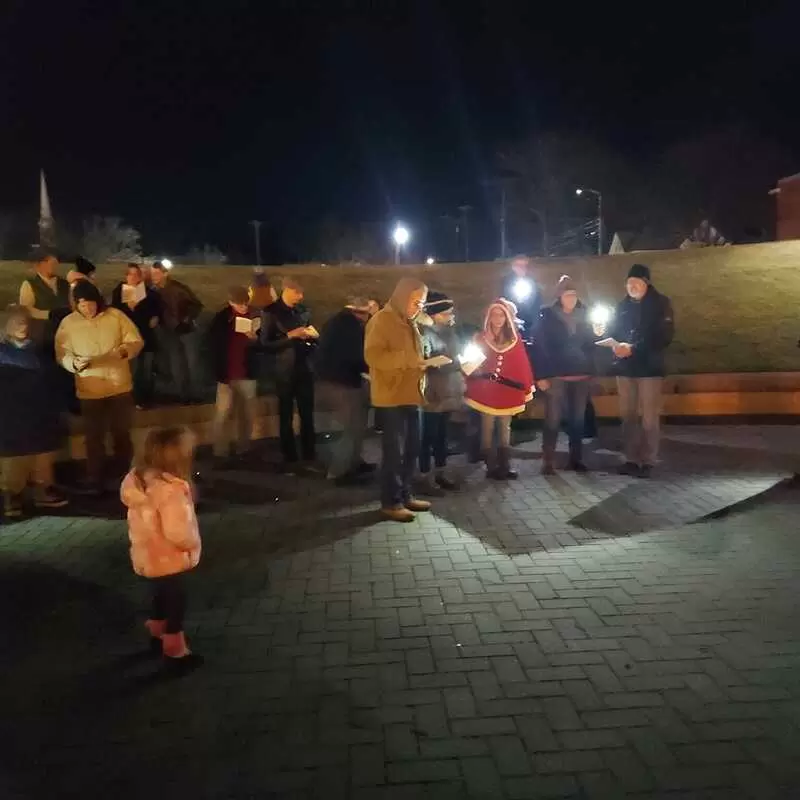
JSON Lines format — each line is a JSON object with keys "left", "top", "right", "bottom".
{"left": 235, "top": 316, "right": 262, "bottom": 334}
{"left": 122, "top": 283, "right": 147, "bottom": 304}
{"left": 305, "top": 325, "right": 320, "bottom": 338}
{"left": 595, "top": 337, "right": 621, "bottom": 348}
{"left": 423, "top": 355, "right": 453, "bottom": 369}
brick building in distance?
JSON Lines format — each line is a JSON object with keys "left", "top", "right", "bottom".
{"left": 770, "top": 173, "right": 800, "bottom": 240}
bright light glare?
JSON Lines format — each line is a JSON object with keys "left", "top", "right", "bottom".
{"left": 161, "top": 258, "right": 173, "bottom": 269}
{"left": 459, "top": 342, "right": 484, "bottom": 364}
{"left": 589, "top": 304, "right": 612, "bottom": 326}
{"left": 426, "top": 256, "right": 435, "bottom": 265}
{"left": 513, "top": 278, "right": 533, "bottom": 301}
{"left": 393, "top": 226, "right": 410, "bottom": 246}
{"left": 575, "top": 188, "right": 584, "bottom": 196}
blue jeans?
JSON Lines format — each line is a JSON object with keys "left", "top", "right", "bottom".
{"left": 380, "top": 407, "right": 420, "bottom": 509}
{"left": 420, "top": 411, "right": 449, "bottom": 473}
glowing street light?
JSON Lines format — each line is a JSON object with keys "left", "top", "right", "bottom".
{"left": 426, "top": 256, "right": 435, "bottom": 265}
{"left": 392, "top": 225, "right": 410, "bottom": 264}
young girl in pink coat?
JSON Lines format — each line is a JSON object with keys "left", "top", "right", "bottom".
{"left": 121, "top": 426, "right": 203, "bottom": 673}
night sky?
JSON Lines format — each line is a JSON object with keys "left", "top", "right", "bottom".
{"left": 1, "top": 0, "right": 798, "bottom": 261}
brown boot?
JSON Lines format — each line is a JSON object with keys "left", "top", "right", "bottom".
{"left": 382, "top": 505, "right": 415, "bottom": 522}
{"left": 405, "top": 498, "right": 431, "bottom": 513}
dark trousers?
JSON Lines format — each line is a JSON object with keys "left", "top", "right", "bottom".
{"left": 381, "top": 406, "right": 420, "bottom": 509}
{"left": 543, "top": 379, "right": 590, "bottom": 464}
{"left": 583, "top": 398, "right": 597, "bottom": 438}
{"left": 80, "top": 393, "right": 135, "bottom": 484}
{"left": 158, "top": 328, "right": 201, "bottom": 402}
{"left": 420, "top": 411, "right": 450, "bottom": 473}
{"left": 150, "top": 574, "right": 186, "bottom": 634}
{"left": 132, "top": 351, "right": 156, "bottom": 406}
{"left": 276, "top": 370, "right": 316, "bottom": 463}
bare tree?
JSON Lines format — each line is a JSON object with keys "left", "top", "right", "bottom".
{"left": 82, "top": 216, "right": 142, "bottom": 263}
{"left": 182, "top": 244, "right": 228, "bottom": 265}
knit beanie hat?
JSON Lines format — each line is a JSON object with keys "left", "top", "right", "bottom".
{"left": 425, "top": 290, "right": 454, "bottom": 314}
{"left": 71, "top": 280, "right": 103, "bottom": 305}
{"left": 627, "top": 263, "right": 651, "bottom": 282}
{"left": 556, "top": 274, "right": 577, "bottom": 297}
{"left": 74, "top": 256, "right": 97, "bottom": 277}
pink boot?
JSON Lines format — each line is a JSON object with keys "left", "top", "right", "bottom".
{"left": 145, "top": 619, "right": 167, "bottom": 639}
{"left": 161, "top": 631, "right": 191, "bottom": 658}
{"left": 161, "top": 631, "right": 204, "bottom": 674}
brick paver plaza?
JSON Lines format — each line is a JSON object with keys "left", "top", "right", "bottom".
{"left": 1, "top": 425, "right": 799, "bottom": 799}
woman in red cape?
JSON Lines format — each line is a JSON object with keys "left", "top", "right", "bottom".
{"left": 464, "top": 299, "right": 534, "bottom": 479}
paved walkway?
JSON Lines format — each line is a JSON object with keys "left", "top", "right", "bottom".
{"left": 1, "top": 425, "right": 799, "bottom": 799}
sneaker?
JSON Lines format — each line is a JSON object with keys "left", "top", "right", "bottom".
{"left": 617, "top": 461, "right": 640, "bottom": 477}
{"left": 405, "top": 498, "right": 431, "bottom": 513}
{"left": 33, "top": 488, "right": 69, "bottom": 509}
{"left": 3, "top": 494, "right": 24, "bottom": 519}
{"left": 638, "top": 464, "right": 653, "bottom": 479}
{"left": 382, "top": 505, "right": 415, "bottom": 523}
{"left": 435, "top": 473, "right": 458, "bottom": 491}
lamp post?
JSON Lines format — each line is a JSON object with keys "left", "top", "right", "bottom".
{"left": 576, "top": 188, "right": 603, "bottom": 255}
{"left": 392, "top": 225, "right": 410, "bottom": 265}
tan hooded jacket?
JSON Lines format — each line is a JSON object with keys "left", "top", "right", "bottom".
{"left": 364, "top": 278, "right": 426, "bottom": 407}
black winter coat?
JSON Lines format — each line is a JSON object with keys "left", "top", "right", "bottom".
{"left": 259, "top": 300, "right": 316, "bottom": 380}
{"left": 533, "top": 302, "right": 596, "bottom": 379}
{"left": 206, "top": 306, "right": 261, "bottom": 383}
{"left": 0, "top": 341, "right": 64, "bottom": 457}
{"left": 315, "top": 309, "right": 368, "bottom": 388}
{"left": 609, "top": 286, "right": 674, "bottom": 378}
{"left": 111, "top": 283, "right": 162, "bottom": 351}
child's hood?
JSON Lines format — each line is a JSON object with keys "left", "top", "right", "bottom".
{"left": 120, "top": 470, "right": 185, "bottom": 509}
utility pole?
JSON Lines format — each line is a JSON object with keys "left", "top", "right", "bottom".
{"left": 249, "top": 220, "right": 262, "bottom": 266}
{"left": 457, "top": 205, "right": 472, "bottom": 262}
{"left": 483, "top": 176, "right": 514, "bottom": 259}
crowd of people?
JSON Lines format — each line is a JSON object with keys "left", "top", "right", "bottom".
{"left": 0, "top": 250, "right": 673, "bottom": 670}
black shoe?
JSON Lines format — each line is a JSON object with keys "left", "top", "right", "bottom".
{"left": 468, "top": 451, "right": 482, "bottom": 464}
{"left": 568, "top": 462, "right": 589, "bottom": 473}
{"left": 638, "top": 464, "right": 653, "bottom": 479}
{"left": 163, "top": 652, "right": 204, "bottom": 677}
{"left": 33, "top": 488, "right": 69, "bottom": 509}
{"left": 356, "top": 461, "right": 378, "bottom": 475}
{"left": 617, "top": 462, "right": 640, "bottom": 477}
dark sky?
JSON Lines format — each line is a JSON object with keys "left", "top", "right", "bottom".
{"left": 1, "top": 0, "right": 798, "bottom": 261}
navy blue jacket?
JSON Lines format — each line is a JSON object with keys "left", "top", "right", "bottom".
{"left": 533, "top": 302, "right": 597, "bottom": 379}
{"left": 609, "top": 286, "right": 674, "bottom": 378}
{"left": 315, "top": 309, "right": 368, "bottom": 388}
{"left": 0, "top": 340, "right": 64, "bottom": 457}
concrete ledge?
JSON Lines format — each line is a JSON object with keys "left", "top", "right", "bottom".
{"left": 59, "top": 372, "right": 800, "bottom": 462}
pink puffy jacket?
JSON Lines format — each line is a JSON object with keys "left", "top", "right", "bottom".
{"left": 120, "top": 470, "right": 201, "bottom": 578}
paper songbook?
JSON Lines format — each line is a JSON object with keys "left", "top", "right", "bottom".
{"left": 235, "top": 316, "right": 262, "bottom": 334}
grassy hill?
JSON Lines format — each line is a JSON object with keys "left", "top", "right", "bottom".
{"left": 2, "top": 241, "right": 799, "bottom": 374}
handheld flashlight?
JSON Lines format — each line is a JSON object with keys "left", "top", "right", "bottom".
{"left": 513, "top": 278, "right": 533, "bottom": 302}
{"left": 458, "top": 342, "right": 485, "bottom": 365}
{"left": 589, "top": 304, "right": 612, "bottom": 326}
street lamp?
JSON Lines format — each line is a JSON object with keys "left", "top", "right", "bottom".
{"left": 392, "top": 225, "right": 410, "bottom": 265}
{"left": 576, "top": 187, "right": 603, "bottom": 255}
{"left": 426, "top": 256, "right": 435, "bottom": 265}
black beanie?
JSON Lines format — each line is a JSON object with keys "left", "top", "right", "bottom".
{"left": 627, "top": 263, "right": 651, "bottom": 282}
{"left": 74, "top": 255, "right": 97, "bottom": 277}
{"left": 71, "top": 280, "right": 103, "bottom": 305}
{"left": 425, "top": 290, "right": 454, "bottom": 314}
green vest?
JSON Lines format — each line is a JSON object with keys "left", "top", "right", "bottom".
{"left": 28, "top": 273, "right": 70, "bottom": 312}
